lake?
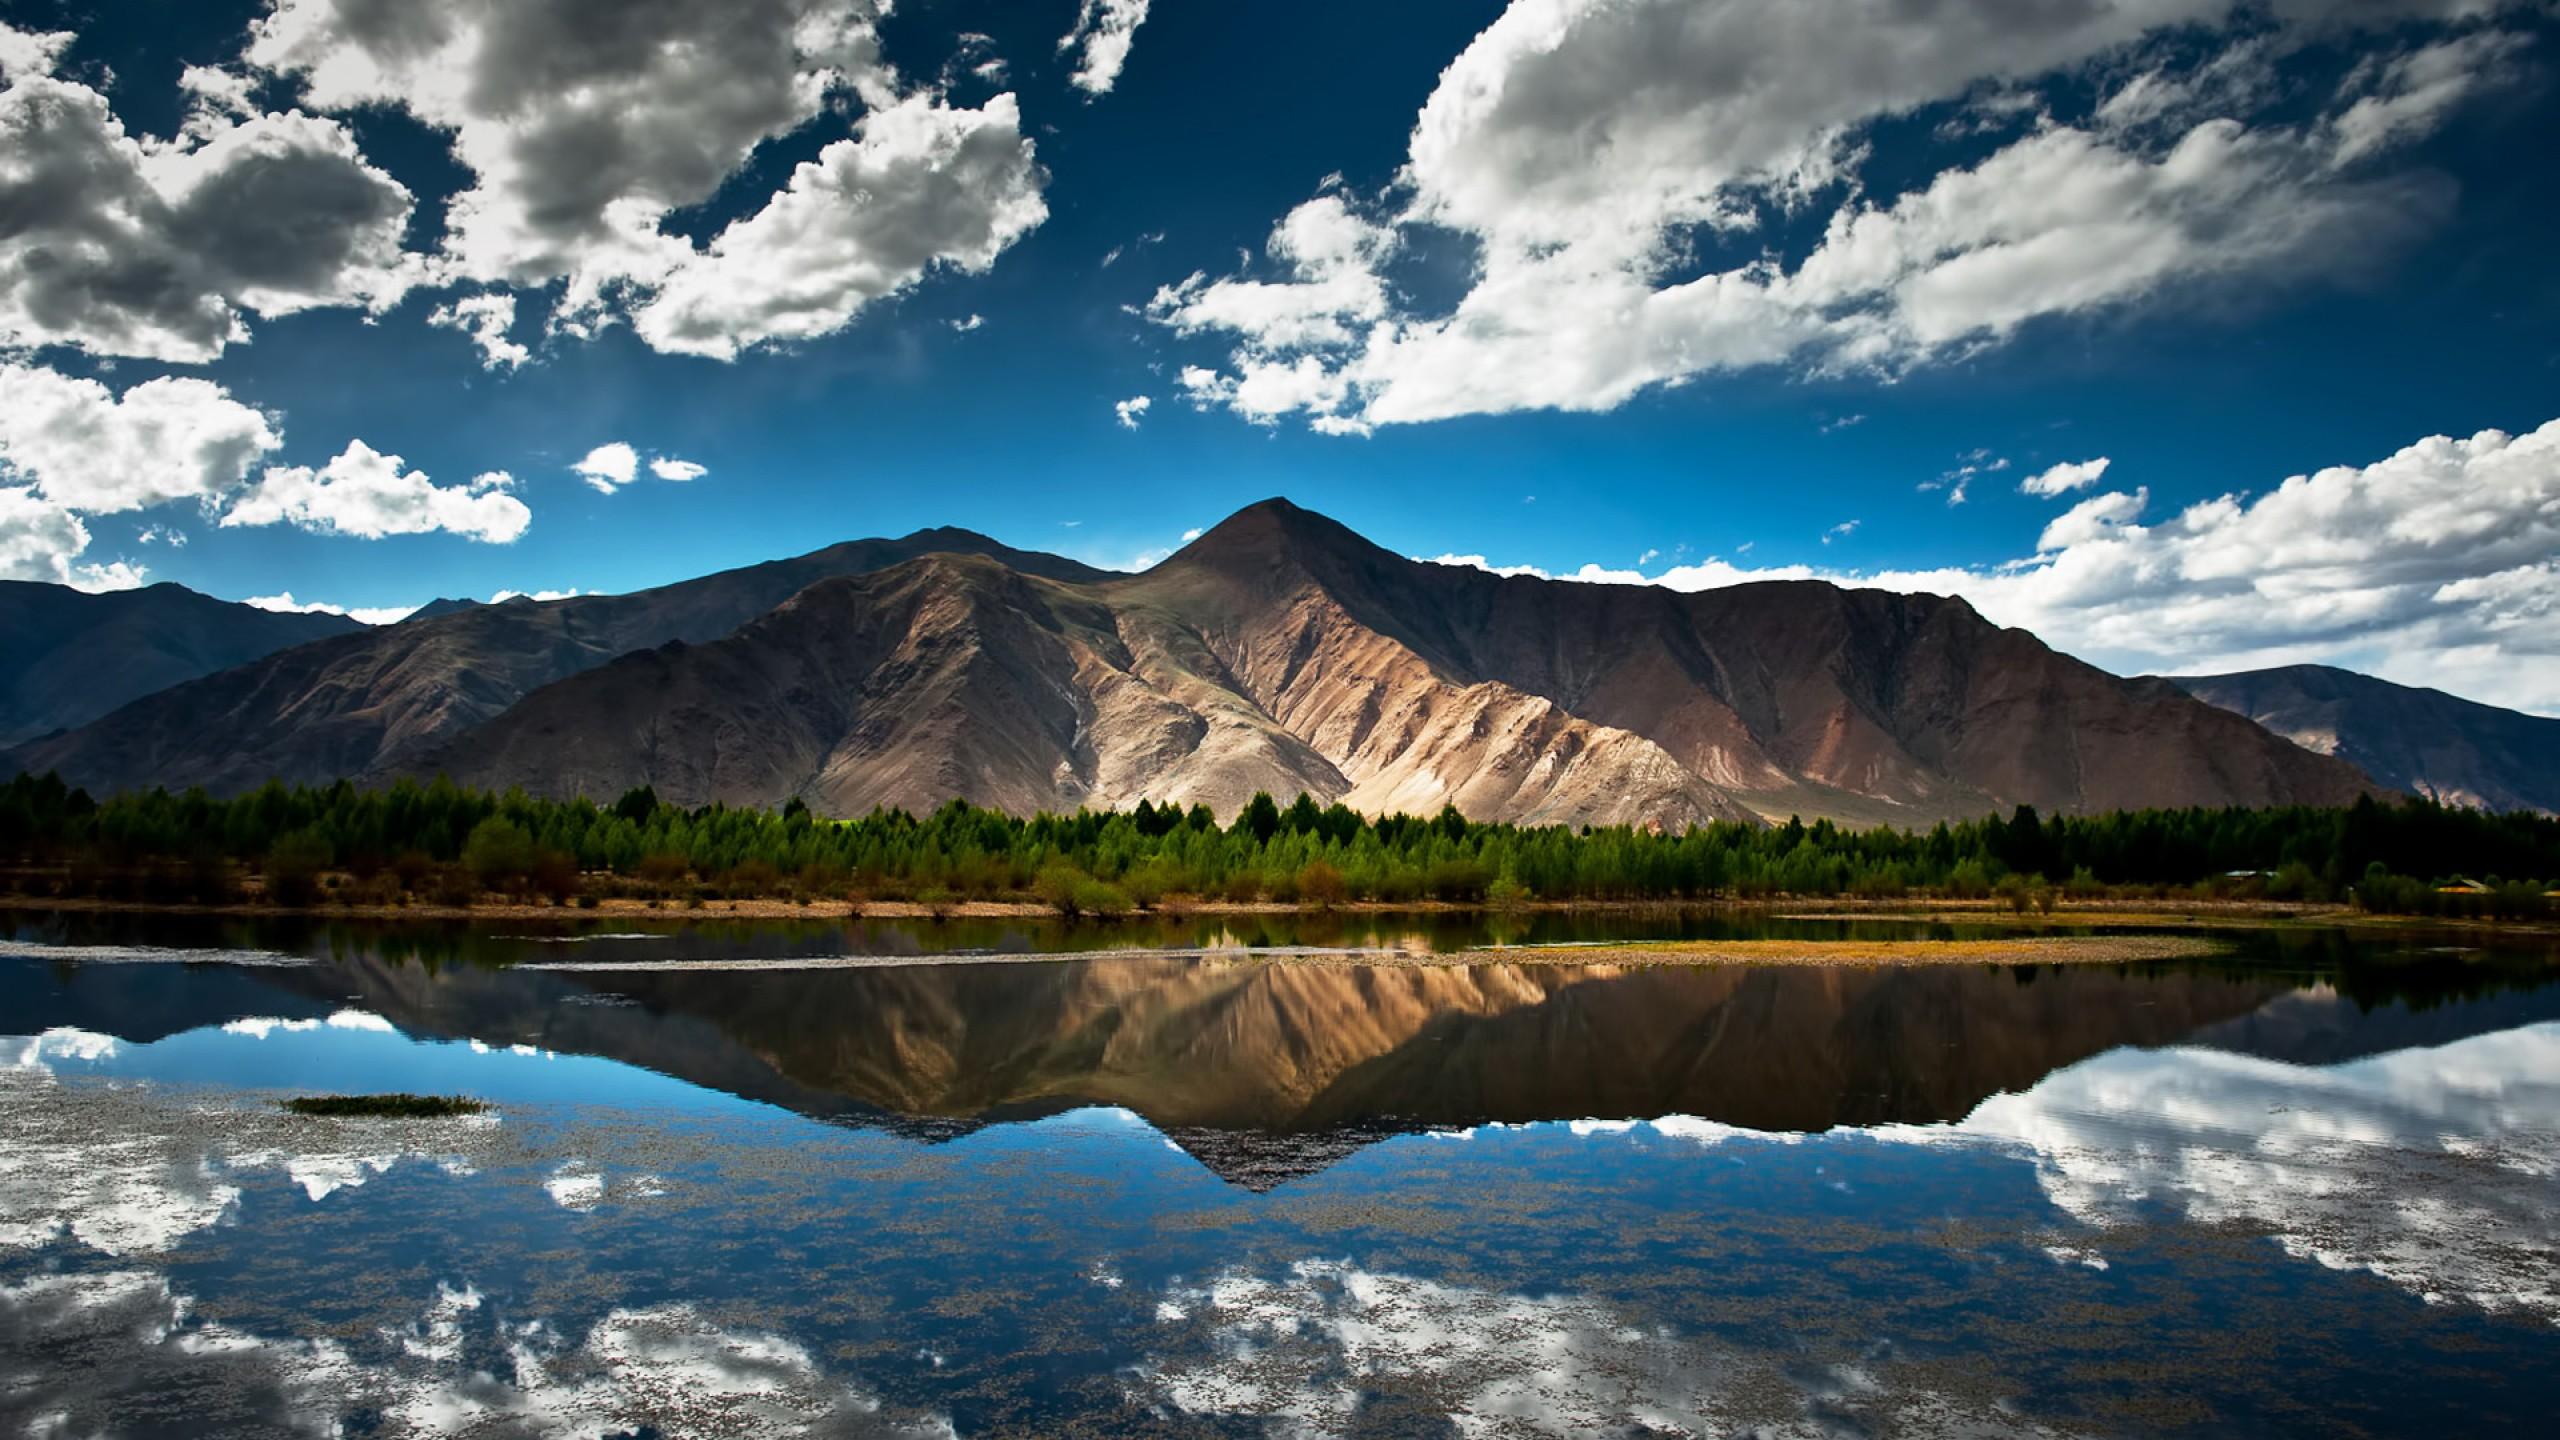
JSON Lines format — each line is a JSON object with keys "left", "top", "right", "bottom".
{"left": 5, "top": 908, "right": 2557, "bottom": 1437}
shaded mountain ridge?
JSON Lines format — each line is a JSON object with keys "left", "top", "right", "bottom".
{"left": 0, "top": 581, "right": 362, "bottom": 748}
{"left": 5, "top": 528, "right": 1109, "bottom": 797}
{"left": 2170, "top": 665, "right": 2559, "bottom": 815}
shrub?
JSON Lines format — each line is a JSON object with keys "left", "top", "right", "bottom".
{"left": 1072, "top": 877, "right": 1133, "bottom": 917}
{"left": 1296, "top": 860, "right": 1348, "bottom": 908}
{"left": 264, "top": 830, "right": 332, "bottom": 907}
{"left": 1035, "top": 862, "right": 1094, "bottom": 916}
{"left": 430, "top": 864, "right": 479, "bottom": 909}
{"left": 531, "top": 849, "right": 581, "bottom": 904}
{"left": 463, "top": 818, "right": 535, "bottom": 893}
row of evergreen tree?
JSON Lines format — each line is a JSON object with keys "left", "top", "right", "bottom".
{"left": 3, "top": 771, "right": 2554, "bottom": 914}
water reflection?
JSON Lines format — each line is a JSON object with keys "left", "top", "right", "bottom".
{"left": 1907, "top": 1024, "right": 2560, "bottom": 1322}
{"left": 2, "top": 922, "right": 2558, "bottom": 1437}
{"left": 6, "top": 940, "right": 2303, "bottom": 1156}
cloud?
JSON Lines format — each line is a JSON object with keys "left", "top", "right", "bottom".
{"left": 1058, "top": 0, "right": 1151, "bottom": 96}
{"left": 2021, "top": 457, "right": 2115, "bottom": 497}
{"left": 0, "top": 23, "right": 71, "bottom": 81}
{"left": 0, "top": 361, "right": 523, "bottom": 572}
{"left": 2328, "top": 27, "right": 2532, "bottom": 167}
{"left": 0, "top": 364, "right": 281, "bottom": 516}
{"left": 576, "top": 443, "right": 705, "bottom": 493}
{"left": 573, "top": 443, "right": 640, "bottom": 493}
{"left": 1424, "top": 416, "right": 2560, "bottom": 715}
{"left": 1822, "top": 519, "right": 1859, "bottom": 544}
{"left": 223, "top": 443, "right": 530, "bottom": 543}
{"left": 0, "top": 362, "right": 291, "bottom": 585}
{"left": 425, "top": 293, "right": 529, "bottom": 370}
{"left": 1114, "top": 395, "right": 1152, "bottom": 429}
{"left": 240, "top": 2, "right": 1047, "bottom": 359}
{"left": 1150, "top": 0, "right": 2523, "bottom": 433}
{"left": 1915, "top": 1022, "right": 2560, "bottom": 1322}
{"left": 1135, "top": 1257, "right": 2021, "bottom": 1435}
{"left": 948, "top": 312, "right": 984, "bottom": 332}
{"left": 630, "top": 93, "right": 1046, "bottom": 359}
{"left": 0, "top": 488, "right": 134, "bottom": 589}
{"left": 242, "top": 592, "right": 419, "bottom": 625}
{"left": 0, "top": 42, "right": 420, "bottom": 361}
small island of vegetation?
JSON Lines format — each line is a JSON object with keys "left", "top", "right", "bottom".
{"left": 280, "top": 1094, "right": 488, "bottom": 1119}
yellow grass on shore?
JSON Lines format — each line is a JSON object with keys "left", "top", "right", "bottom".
{"left": 1441, "top": 934, "right": 2231, "bottom": 968}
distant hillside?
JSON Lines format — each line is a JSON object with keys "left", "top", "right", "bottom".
{"left": 2170, "top": 665, "right": 2560, "bottom": 814}
{"left": 6, "top": 529, "right": 1110, "bottom": 795}
{"left": 0, "top": 582, "right": 361, "bottom": 748}
{"left": 412, "top": 499, "right": 2380, "bottom": 827}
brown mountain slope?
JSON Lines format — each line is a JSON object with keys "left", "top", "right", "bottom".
{"left": 0, "top": 581, "right": 360, "bottom": 747}
{"left": 421, "top": 552, "right": 1749, "bottom": 826}
{"left": 414, "top": 499, "right": 2372, "bottom": 826}
{"left": 1129, "top": 501, "right": 2382, "bottom": 824}
{"left": 2168, "top": 664, "right": 2560, "bottom": 814}
{"left": 5, "top": 529, "right": 1110, "bottom": 796}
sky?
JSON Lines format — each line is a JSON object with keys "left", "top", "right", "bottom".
{"left": 0, "top": 0, "right": 2556, "bottom": 712}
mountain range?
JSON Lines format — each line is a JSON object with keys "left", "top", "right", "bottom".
{"left": 0, "top": 581, "right": 359, "bottom": 748}
{"left": 6, "top": 498, "right": 2545, "bottom": 825}
{"left": 2166, "top": 666, "right": 2560, "bottom": 815}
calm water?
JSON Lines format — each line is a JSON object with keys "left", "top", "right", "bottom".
{"left": 4, "top": 909, "right": 2556, "bottom": 1437}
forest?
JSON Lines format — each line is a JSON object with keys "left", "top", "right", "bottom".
{"left": 2, "top": 771, "right": 2554, "bottom": 918}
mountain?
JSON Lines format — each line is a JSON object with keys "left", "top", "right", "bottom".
{"left": 4, "top": 529, "right": 1110, "bottom": 796}
{"left": 408, "top": 498, "right": 2378, "bottom": 826}
{"left": 0, "top": 582, "right": 362, "bottom": 748}
{"left": 2169, "top": 665, "right": 2560, "bottom": 814}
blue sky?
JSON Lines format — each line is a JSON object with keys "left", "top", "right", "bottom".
{"left": 2, "top": 1, "right": 2556, "bottom": 709}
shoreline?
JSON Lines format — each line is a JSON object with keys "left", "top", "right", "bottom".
{"left": 497, "top": 934, "right": 2235, "bottom": 971}
{"left": 8, "top": 891, "right": 2553, "bottom": 943}
{"left": 0, "top": 891, "right": 2361, "bottom": 925}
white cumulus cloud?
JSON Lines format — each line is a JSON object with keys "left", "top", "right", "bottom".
{"left": 1151, "top": 0, "right": 2528, "bottom": 433}
{"left": 0, "top": 30, "right": 421, "bottom": 361}
{"left": 241, "top": 592, "right": 420, "bottom": 625}
{"left": 2021, "top": 457, "right": 2115, "bottom": 497}
{"left": 243, "top": 1, "right": 1047, "bottom": 359}
{"left": 577, "top": 443, "right": 706, "bottom": 494}
{"left": 224, "top": 443, "right": 529, "bottom": 544}
{"left": 630, "top": 93, "right": 1046, "bottom": 360}
{"left": 425, "top": 292, "right": 529, "bottom": 371}
{"left": 1058, "top": 0, "right": 1151, "bottom": 97}
{"left": 573, "top": 443, "right": 639, "bottom": 493}
{"left": 1114, "top": 395, "right": 1152, "bottom": 429}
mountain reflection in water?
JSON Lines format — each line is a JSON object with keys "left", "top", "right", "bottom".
{"left": 4, "top": 916, "right": 2559, "bottom": 1438}
{"left": 12, "top": 937, "right": 2293, "bottom": 1151}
